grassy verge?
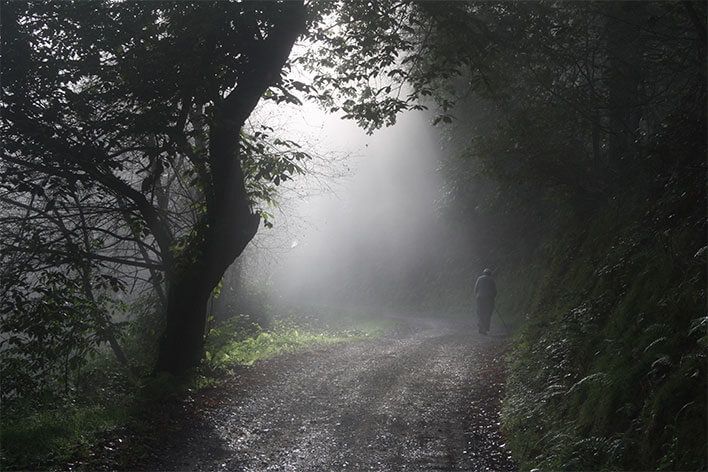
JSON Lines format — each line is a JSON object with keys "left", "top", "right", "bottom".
{"left": 200, "top": 316, "right": 389, "bottom": 378}
{"left": 206, "top": 329, "right": 352, "bottom": 366}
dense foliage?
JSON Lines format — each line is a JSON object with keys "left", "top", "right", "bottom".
{"left": 501, "top": 160, "right": 706, "bottom": 470}
{"left": 1, "top": 0, "right": 310, "bottom": 385}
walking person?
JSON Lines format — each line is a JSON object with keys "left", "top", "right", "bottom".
{"left": 474, "top": 268, "right": 497, "bottom": 335}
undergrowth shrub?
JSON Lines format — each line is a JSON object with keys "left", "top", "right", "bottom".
{"left": 501, "top": 166, "right": 706, "bottom": 470}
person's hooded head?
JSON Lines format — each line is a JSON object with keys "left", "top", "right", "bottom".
{"left": 483, "top": 268, "right": 493, "bottom": 276}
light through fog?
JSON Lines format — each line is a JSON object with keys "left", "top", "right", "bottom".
{"left": 231, "top": 101, "right": 445, "bottom": 316}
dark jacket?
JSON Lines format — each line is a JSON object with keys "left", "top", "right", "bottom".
{"left": 474, "top": 275, "right": 497, "bottom": 299}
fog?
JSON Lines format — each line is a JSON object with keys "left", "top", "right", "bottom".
{"left": 217, "top": 102, "right": 455, "bottom": 320}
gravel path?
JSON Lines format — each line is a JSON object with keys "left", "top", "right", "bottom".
{"left": 150, "top": 317, "right": 516, "bottom": 472}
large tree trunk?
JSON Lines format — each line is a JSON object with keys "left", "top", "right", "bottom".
{"left": 154, "top": 1, "right": 305, "bottom": 376}
{"left": 154, "top": 181, "right": 260, "bottom": 375}
{"left": 155, "top": 269, "right": 214, "bottom": 374}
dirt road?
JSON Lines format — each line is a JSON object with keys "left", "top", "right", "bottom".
{"left": 152, "top": 318, "right": 516, "bottom": 471}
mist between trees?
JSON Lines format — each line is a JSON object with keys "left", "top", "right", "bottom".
{"left": 1, "top": 1, "right": 706, "bottom": 470}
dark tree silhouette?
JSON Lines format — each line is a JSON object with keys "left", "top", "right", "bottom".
{"left": 2, "top": 1, "right": 306, "bottom": 375}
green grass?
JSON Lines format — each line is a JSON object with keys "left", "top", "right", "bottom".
{"left": 205, "top": 328, "right": 357, "bottom": 368}
{"left": 202, "top": 316, "right": 394, "bottom": 372}
{"left": 1, "top": 402, "right": 130, "bottom": 469}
